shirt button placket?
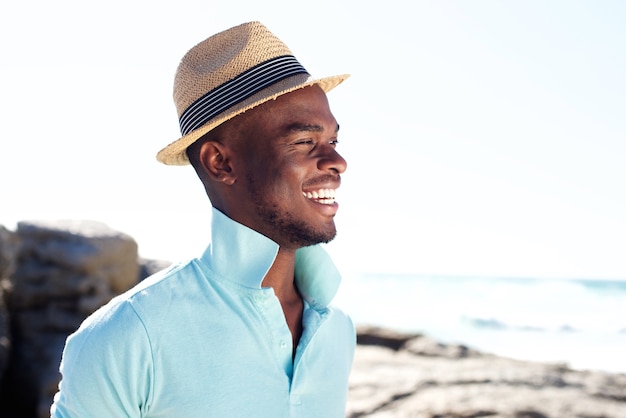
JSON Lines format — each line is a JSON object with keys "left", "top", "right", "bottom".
{"left": 253, "top": 291, "right": 294, "bottom": 377}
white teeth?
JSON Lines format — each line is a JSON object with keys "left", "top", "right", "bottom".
{"left": 303, "top": 188, "right": 336, "bottom": 204}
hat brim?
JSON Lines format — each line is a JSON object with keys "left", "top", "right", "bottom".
{"left": 156, "top": 73, "right": 350, "bottom": 166}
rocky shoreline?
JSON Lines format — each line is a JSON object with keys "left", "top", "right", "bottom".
{"left": 0, "top": 221, "right": 625, "bottom": 417}
{"left": 349, "top": 326, "right": 626, "bottom": 417}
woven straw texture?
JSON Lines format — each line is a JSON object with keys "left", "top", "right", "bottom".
{"left": 173, "top": 22, "right": 293, "bottom": 117}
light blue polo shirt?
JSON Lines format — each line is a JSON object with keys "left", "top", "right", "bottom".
{"left": 51, "top": 208, "right": 355, "bottom": 417}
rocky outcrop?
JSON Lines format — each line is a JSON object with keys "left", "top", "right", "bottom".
{"left": 348, "top": 326, "right": 626, "bottom": 418}
{"left": 0, "top": 225, "right": 18, "bottom": 378}
{"left": 0, "top": 220, "right": 168, "bottom": 418}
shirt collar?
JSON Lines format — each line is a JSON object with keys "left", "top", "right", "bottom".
{"left": 200, "top": 207, "right": 341, "bottom": 308}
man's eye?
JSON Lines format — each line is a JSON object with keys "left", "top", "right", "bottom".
{"left": 294, "top": 139, "right": 314, "bottom": 145}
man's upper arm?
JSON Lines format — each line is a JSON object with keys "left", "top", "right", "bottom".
{"left": 51, "top": 300, "right": 154, "bottom": 417}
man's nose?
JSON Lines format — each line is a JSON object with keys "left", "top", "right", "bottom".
{"left": 318, "top": 146, "right": 347, "bottom": 174}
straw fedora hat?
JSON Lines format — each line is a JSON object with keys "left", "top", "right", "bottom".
{"left": 157, "top": 21, "right": 349, "bottom": 165}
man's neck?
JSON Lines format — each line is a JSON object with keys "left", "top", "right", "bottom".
{"left": 262, "top": 248, "right": 304, "bottom": 357}
{"left": 262, "top": 248, "right": 297, "bottom": 295}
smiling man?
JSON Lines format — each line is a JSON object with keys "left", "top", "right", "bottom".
{"left": 51, "top": 21, "right": 355, "bottom": 417}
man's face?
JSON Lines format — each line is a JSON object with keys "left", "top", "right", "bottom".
{"left": 228, "top": 85, "right": 347, "bottom": 249}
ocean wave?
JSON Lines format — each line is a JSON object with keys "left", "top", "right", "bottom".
{"left": 461, "top": 316, "right": 584, "bottom": 333}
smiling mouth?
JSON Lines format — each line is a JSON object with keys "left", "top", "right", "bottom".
{"left": 303, "top": 188, "right": 337, "bottom": 205}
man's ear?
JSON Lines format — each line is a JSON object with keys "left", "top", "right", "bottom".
{"left": 198, "top": 141, "right": 236, "bottom": 185}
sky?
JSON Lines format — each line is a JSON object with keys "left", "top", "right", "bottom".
{"left": 1, "top": 0, "right": 625, "bottom": 280}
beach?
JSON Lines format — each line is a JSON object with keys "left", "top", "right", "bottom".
{"left": 348, "top": 326, "right": 626, "bottom": 417}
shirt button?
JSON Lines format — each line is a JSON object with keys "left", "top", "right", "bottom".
{"left": 279, "top": 340, "right": 287, "bottom": 349}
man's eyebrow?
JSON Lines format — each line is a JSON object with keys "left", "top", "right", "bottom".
{"left": 285, "top": 123, "right": 340, "bottom": 133}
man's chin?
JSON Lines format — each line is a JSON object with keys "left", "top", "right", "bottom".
{"left": 289, "top": 227, "right": 337, "bottom": 248}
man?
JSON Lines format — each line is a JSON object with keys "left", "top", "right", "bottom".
{"left": 51, "top": 21, "right": 355, "bottom": 417}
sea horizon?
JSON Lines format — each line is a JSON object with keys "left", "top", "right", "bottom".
{"left": 335, "top": 272, "right": 626, "bottom": 375}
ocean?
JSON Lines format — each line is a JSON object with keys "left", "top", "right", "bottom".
{"left": 334, "top": 273, "right": 626, "bottom": 374}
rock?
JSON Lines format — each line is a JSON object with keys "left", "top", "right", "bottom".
{"left": 0, "top": 224, "right": 19, "bottom": 279}
{"left": 356, "top": 325, "right": 421, "bottom": 351}
{"left": 403, "top": 335, "right": 482, "bottom": 359}
{"left": 2, "top": 219, "right": 140, "bottom": 418}
{"left": 348, "top": 326, "right": 626, "bottom": 418}
{"left": 0, "top": 225, "right": 19, "bottom": 377}
{"left": 138, "top": 257, "right": 172, "bottom": 281}
{"left": 16, "top": 219, "right": 139, "bottom": 295}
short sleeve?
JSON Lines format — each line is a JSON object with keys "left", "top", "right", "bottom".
{"left": 51, "top": 298, "right": 154, "bottom": 417}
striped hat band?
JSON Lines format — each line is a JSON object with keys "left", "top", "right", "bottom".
{"left": 179, "top": 55, "right": 308, "bottom": 136}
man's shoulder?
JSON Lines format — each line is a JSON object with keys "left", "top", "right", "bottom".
{"left": 76, "top": 258, "right": 202, "bottom": 331}
{"left": 134, "top": 258, "right": 198, "bottom": 292}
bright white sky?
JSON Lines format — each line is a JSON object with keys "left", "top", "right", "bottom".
{"left": 2, "top": 1, "right": 625, "bottom": 280}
